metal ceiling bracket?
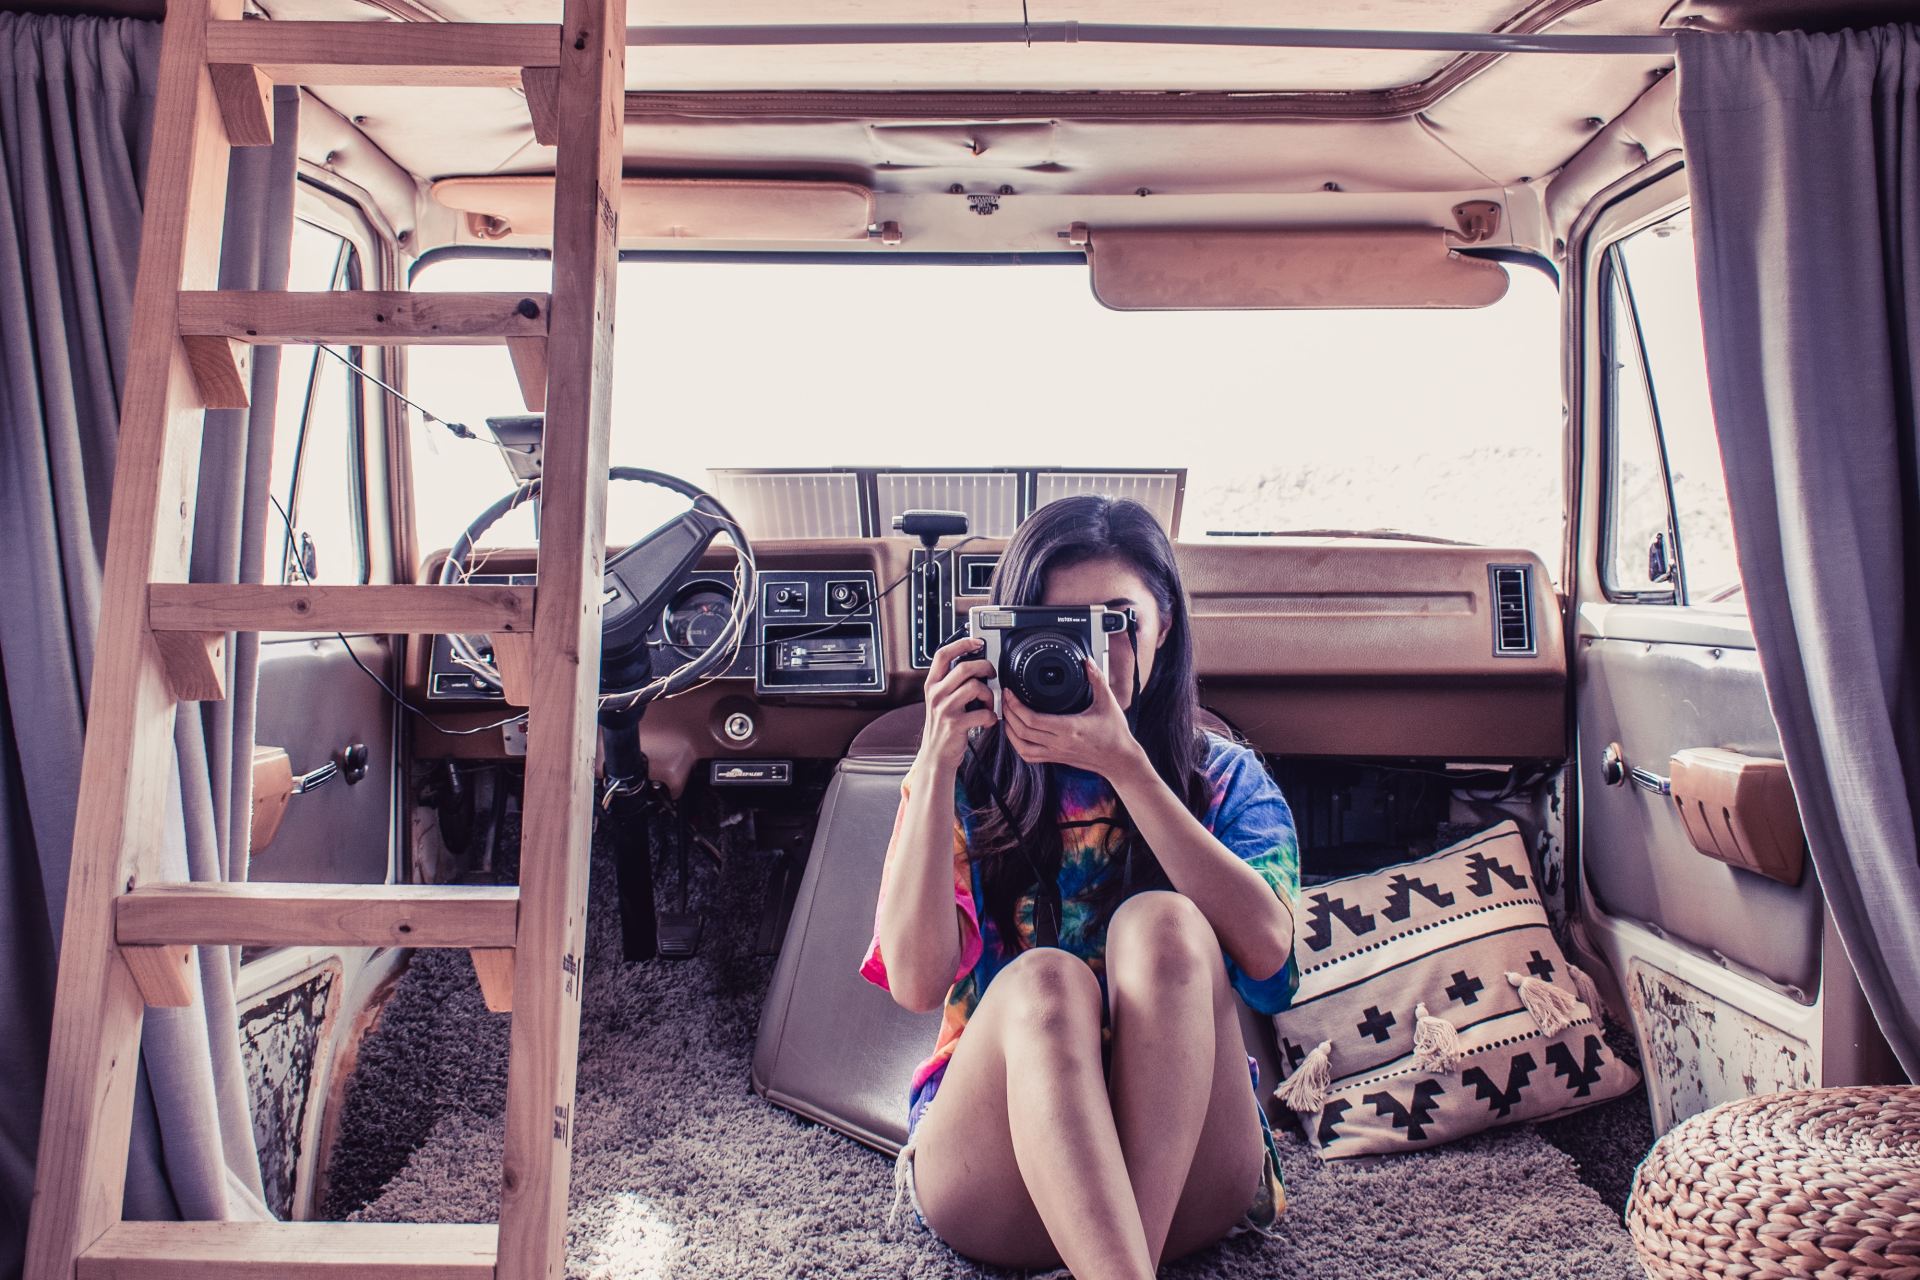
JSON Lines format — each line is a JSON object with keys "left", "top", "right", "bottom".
{"left": 1448, "top": 200, "right": 1502, "bottom": 245}
{"left": 623, "top": 23, "right": 1678, "bottom": 56}
{"left": 467, "top": 211, "right": 514, "bottom": 241}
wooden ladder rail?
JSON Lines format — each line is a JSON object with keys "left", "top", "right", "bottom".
{"left": 493, "top": 0, "right": 625, "bottom": 1275}
{"left": 22, "top": 0, "right": 626, "bottom": 1275}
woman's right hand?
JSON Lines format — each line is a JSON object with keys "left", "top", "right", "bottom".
{"left": 921, "top": 635, "right": 998, "bottom": 770}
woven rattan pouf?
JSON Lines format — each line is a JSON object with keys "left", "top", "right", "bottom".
{"left": 1627, "top": 1086, "right": 1920, "bottom": 1279}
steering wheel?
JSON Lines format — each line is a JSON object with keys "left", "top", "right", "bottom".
{"left": 437, "top": 467, "right": 755, "bottom": 705}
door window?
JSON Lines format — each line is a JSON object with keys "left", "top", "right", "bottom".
{"left": 267, "top": 218, "right": 369, "bottom": 585}
{"left": 1602, "top": 209, "right": 1744, "bottom": 609}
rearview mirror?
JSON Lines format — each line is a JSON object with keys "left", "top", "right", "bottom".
{"left": 1647, "top": 529, "right": 1678, "bottom": 587}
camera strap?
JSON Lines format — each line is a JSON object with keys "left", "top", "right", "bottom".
{"left": 1124, "top": 609, "right": 1143, "bottom": 734}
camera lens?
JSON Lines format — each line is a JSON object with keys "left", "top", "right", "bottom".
{"left": 1004, "top": 632, "right": 1092, "bottom": 715}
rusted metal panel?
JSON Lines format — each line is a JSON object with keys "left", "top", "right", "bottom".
{"left": 1627, "top": 958, "right": 1814, "bottom": 1134}
{"left": 239, "top": 959, "right": 342, "bottom": 1219}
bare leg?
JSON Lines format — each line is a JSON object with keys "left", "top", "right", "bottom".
{"left": 911, "top": 947, "right": 1154, "bottom": 1280}
{"left": 1106, "top": 892, "right": 1267, "bottom": 1268}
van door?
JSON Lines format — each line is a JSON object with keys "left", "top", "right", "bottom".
{"left": 247, "top": 184, "right": 400, "bottom": 892}
{"left": 236, "top": 180, "right": 405, "bottom": 1221}
{"left": 1567, "top": 163, "right": 1891, "bottom": 1133}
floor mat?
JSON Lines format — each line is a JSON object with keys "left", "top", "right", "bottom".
{"left": 330, "top": 828, "right": 1646, "bottom": 1279}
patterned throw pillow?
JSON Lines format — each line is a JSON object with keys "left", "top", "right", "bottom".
{"left": 1270, "top": 820, "right": 1639, "bottom": 1158}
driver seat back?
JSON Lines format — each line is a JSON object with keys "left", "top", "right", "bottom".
{"left": 750, "top": 703, "right": 1286, "bottom": 1154}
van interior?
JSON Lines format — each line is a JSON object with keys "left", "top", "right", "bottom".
{"left": 5, "top": 1, "right": 1917, "bottom": 1279}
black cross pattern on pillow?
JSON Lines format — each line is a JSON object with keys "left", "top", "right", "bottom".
{"left": 1444, "top": 970, "right": 1485, "bottom": 1005}
{"left": 1356, "top": 1006, "right": 1397, "bottom": 1043}
{"left": 1280, "top": 1037, "right": 1310, "bottom": 1073}
{"left": 1526, "top": 950, "right": 1555, "bottom": 982}
{"left": 1364, "top": 1080, "right": 1445, "bottom": 1141}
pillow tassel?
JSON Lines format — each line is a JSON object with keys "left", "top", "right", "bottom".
{"left": 1506, "top": 971, "right": 1579, "bottom": 1035}
{"left": 1274, "top": 1039, "right": 1333, "bottom": 1114}
{"left": 1568, "top": 963, "right": 1606, "bottom": 1024}
{"left": 1411, "top": 1002, "right": 1463, "bottom": 1073}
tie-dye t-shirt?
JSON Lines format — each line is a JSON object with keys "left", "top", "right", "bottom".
{"left": 858, "top": 731, "right": 1302, "bottom": 1124}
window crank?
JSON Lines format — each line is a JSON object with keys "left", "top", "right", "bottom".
{"left": 1601, "top": 742, "right": 1670, "bottom": 795}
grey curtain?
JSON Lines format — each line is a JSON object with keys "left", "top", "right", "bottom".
{"left": 1676, "top": 26, "right": 1920, "bottom": 1078}
{"left": 0, "top": 14, "right": 297, "bottom": 1274}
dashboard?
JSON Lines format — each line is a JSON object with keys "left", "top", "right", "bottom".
{"left": 427, "top": 566, "right": 886, "bottom": 701}
{"left": 409, "top": 537, "right": 1568, "bottom": 792}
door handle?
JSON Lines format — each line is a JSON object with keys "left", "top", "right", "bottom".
{"left": 1601, "top": 742, "right": 1670, "bottom": 795}
{"left": 250, "top": 742, "right": 371, "bottom": 857}
{"left": 292, "top": 760, "right": 338, "bottom": 794}
{"left": 293, "top": 743, "right": 370, "bottom": 794}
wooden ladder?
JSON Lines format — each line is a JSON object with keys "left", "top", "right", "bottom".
{"left": 24, "top": 1, "right": 624, "bottom": 1277}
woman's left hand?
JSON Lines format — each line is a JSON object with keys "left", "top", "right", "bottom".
{"left": 1001, "top": 659, "right": 1152, "bottom": 783}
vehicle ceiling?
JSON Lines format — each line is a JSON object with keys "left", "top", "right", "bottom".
{"left": 233, "top": 0, "right": 1904, "bottom": 258}
{"left": 41, "top": 0, "right": 1898, "bottom": 254}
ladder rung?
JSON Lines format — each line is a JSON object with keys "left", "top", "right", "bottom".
{"left": 179, "top": 290, "right": 549, "bottom": 345}
{"left": 178, "top": 293, "right": 549, "bottom": 407}
{"left": 116, "top": 883, "right": 519, "bottom": 948}
{"left": 148, "top": 583, "right": 534, "bottom": 636}
{"left": 207, "top": 20, "right": 559, "bottom": 87}
{"left": 78, "top": 1221, "right": 496, "bottom": 1280}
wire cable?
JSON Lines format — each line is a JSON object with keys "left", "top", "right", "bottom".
{"left": 268, "top": 492, "right": 530, "bottom": 736}
{"left": 314, "top": 343, "right": 537, "bottom": 461}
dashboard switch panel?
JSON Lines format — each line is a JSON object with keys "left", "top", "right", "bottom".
{"left": 751, "top": 569, "right": 884, "bottom": 695}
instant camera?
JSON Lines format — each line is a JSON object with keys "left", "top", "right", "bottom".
{"left": 967, "top": 605, "right": 1132, "bottom": 716}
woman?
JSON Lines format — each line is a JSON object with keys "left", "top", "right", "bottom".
{"left": 858, "top": 495, "right": 1301, "bottom": 1279}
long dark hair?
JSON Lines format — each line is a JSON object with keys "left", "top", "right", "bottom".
{"left": 961, "top": 495, "right": 1210, "bottom": 950}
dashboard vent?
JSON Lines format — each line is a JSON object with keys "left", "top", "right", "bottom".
{"left": 1489, "top": 564, "right": 1536, "bottom": 657}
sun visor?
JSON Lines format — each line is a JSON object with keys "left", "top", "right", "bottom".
{"left": 1085, "top": 227, "right": 1509, "bottom": 311}
{"left": 431, "top": 177, "right": 876, "bottom": 243}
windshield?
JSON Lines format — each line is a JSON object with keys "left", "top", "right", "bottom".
{"left": 407, "top": 255, "right": 1562, "bottom": 576}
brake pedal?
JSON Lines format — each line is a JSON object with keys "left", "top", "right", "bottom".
{"left": 656, "top": 912, "right": 703, "bottom": 958}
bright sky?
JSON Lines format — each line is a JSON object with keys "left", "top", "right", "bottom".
{"left": 407, "top": 255, "right": 1565, "bottom": 578}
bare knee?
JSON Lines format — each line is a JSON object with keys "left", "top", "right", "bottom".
{"left": 994, "top": 947, "right": 1103, "bottom": 1046}
{"left": 1108, "top": 892, "right": 1221, "bottom": 993}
